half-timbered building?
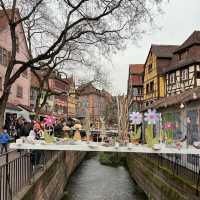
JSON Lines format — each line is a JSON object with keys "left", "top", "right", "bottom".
{"left": 164, "top": 31, "right": 200, "bottom": 96}
{"left": 143, "top": 45, "right": 178, "bottom": 106}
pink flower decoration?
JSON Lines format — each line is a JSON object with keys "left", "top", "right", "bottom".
{"left": 163, "top": 122, "right": 174, "bottom": 130}
{"left": 144, "top": 109, "right": 159, "bottom": 124}
{"left": 44, "top": 116, "right": 56, "bottom": 127}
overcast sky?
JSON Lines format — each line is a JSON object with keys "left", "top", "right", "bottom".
{"left": 108, "top": 0, "right": 200, "bottom": 95}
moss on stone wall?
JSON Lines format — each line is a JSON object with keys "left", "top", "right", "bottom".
{"left": 127, "top": 154, "right": 199, "bottom": 200}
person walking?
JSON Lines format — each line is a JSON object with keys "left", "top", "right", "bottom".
{"left": 0, "top": 128, "right": 10, "bottom": 154}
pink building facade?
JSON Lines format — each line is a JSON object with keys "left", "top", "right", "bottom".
{"left": 0, "top": 10, "right": 31, "bottom": 118}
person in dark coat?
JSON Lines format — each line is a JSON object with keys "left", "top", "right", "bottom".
{"left": 21, "top": 122, "right": 32, "bottom": 137}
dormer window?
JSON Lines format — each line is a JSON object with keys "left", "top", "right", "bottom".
{"left": 178, "top": 50, "right": 189, "bottom": 61}
{"left": 178, "top": 54, "right": 182, "bottom": 61}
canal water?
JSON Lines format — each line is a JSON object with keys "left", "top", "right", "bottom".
{"left": 62, "top": 154, "right": 147, "bottom": 200}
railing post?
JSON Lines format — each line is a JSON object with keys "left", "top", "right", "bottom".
{"left": 0, "top": 167, "right": 2, "bottom": 200}
{"left": 5, "top": 151, "right": 8, "bottom": 200}
{"left": 196, "top": 169, "right": 200, "bottom": 196}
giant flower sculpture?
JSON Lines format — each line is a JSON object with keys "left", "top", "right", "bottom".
{"left": 144, "top": 109, "right": 159, "bottom": 125}
{"left": 129, "top": 112, "right": 142, "bottom": 125}
{"left": 44, "top": 115, "right": 56, "bottom": 127}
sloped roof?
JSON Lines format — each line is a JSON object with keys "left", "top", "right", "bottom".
{"left": 142, "top": 87, "right": 200, "bottom": 111}
{"left": 174, "top": 31, "right": 200, "bottom": 53}
{"left": 77, "top": 82, "right": 111, "bottom": 98}
{"left": 162, "top": 58, "right": 200, "bottom": 74}
{"left": 6, "top": 102, "right": 22, "bottom": 111}
{"left": 151, "top": 45, "right": 179, "bottom": 58}
{"left": 129, "top": 64, "right": 144, "bottom": 74}
{"left": 144, "top": 45, "right": 179, "bottom": 75}
{"left": 18, "top": 104, "right": 32, "bottom": 112}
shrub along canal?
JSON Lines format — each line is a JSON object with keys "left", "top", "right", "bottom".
{"left": 62, "top": 153, "right": 147, "bottom": 200}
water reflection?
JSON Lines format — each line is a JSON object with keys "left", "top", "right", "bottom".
{"left": 62, "top": 154, "right": 147, "bottom": 200}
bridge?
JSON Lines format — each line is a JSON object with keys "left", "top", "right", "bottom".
{"left": 10, "top": 142, "right": 200, "bottom": 154}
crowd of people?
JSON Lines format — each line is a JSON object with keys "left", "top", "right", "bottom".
{"left": 0, "top": 115, "right": 79, "bottom": 155}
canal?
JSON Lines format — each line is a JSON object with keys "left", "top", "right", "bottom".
{"left": 62, "top": 154, "right": 147, "bottom": 200}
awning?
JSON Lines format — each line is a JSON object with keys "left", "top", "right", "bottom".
{"left": 6, "top": 103, "right": 22, "bottom": 111}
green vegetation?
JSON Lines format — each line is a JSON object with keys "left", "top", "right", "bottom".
{"left": 99, "top": 152, "right": 126, "bottom": 167}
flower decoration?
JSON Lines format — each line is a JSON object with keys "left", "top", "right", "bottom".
{"left": 44, "top": 115, "right": 56, "bottom": 127}
{"left": 144, "top": 109, "right": 159, "bottom": 125}
{"left": 129, "top": 112, "right": 142, "bottom": 125}
{"left": 163, "top": 122, "right": 174, "bottom": 130}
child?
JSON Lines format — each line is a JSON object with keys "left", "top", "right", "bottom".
{"left": 0, "top": 128, "right": 10, "bottom": 154}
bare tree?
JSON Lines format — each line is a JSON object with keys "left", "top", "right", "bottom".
{"left": 0, "top": 0, "right": 163, "bottom": 128}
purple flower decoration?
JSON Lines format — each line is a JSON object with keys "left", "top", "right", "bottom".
{"left": 129, "top": 112, "right": 142, "bottom": 125}
{"left": 144, "top": 109, "right": 159, "bottom": 124}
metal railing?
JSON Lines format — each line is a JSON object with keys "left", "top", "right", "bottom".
{"left": 0, "top": 150, "right": 58, "bottom": 200}
{"left": 142, "top": 153, "right": 200, "bottom": 196}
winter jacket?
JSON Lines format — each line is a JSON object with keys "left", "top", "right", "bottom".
{"left": 0, "top": 133, "right": 10, "bottom": 144}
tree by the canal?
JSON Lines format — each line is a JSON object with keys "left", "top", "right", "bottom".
{"left": 102, "top": 97, "right": 118, "bottom": 127}
{"left": 0, "top": 0, "right": 163, "bottom": 128}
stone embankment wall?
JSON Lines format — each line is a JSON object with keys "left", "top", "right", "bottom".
{"left": 14, "top": 151, "right": 86, "bottom": 200}
{"left": 127, "top": 153, "right": 199, "bottom": 200}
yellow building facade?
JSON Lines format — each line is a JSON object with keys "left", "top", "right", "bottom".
{"left": 143, "top": 45, "right": 178, "bottom": 106}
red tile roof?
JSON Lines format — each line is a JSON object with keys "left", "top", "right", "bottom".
{"left": 129, "top": 75, "right": 143, "bottom": 86}
{"left": 129, "top": 64, "right": 144, "bottom": 74}
{"left": 128, "top": 64, "right": 144, "bottom": 86}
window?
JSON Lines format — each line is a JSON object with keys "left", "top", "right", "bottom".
{"left": 0, "top": 47, "right": 9, "bottom": 66}
{"left": 181, "top": 69, "right": 188, "bottom": 81}
{"left": 150, "top": 81, "right": 154, "bottom": 92}
{"left": 178, "top": 50, "right": 189, "bottom": 61}
{"left": 16, "top": 36, "right": 19, "bottom": 52}
{"left": 133, "top": 88, "right": 138, "bottom": 96}
{"left": 197, "top": 71, "right": 200, "bottom": 79}
{"left": 0, "top": 77, "right": 2, "bottom": 91}
{"left": 146, "top": 84, "right": 149, "bottom": 94}
{"left": 169, "top": 73, "right": 176, "bottom": 84}
{"left": 148, "top": 64, "right": 153, "bottom": 73}
{"left": 16, "top": 86, "right": 23, "bottom": 98}
{"left": 138, "top": 88, "right": 143, "bottom": 96}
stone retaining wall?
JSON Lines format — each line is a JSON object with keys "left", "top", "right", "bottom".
{"left": 127, "top": 153, "right": 199, "bottom": 200}
{"left": 14, "top": 151, "right": 86, "bottom": 200}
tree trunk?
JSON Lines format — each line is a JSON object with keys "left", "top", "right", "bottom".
{"left": 0, "top": 90, "right": 10, "bottom": 131}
